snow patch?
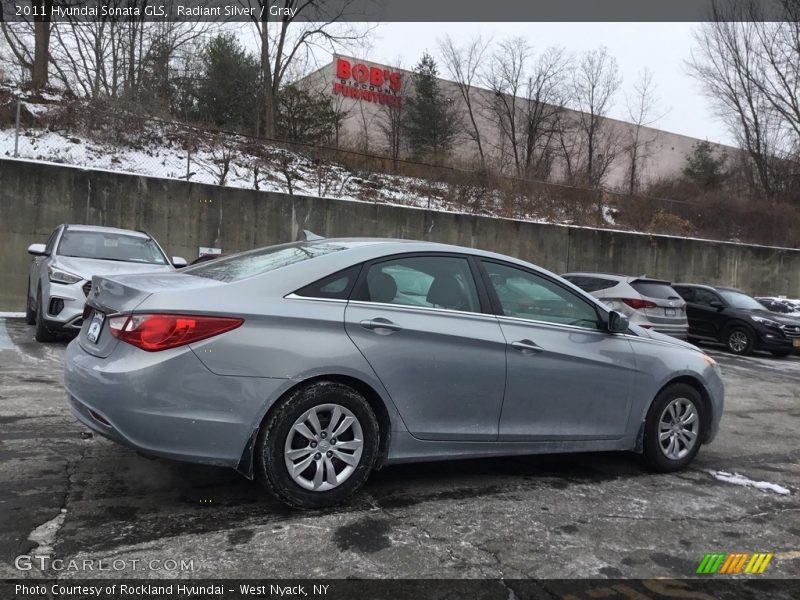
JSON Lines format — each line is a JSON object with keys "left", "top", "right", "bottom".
{"left": 708, "top": 470, "right": 791, "bottom": 495}
{"left": 28, "top": 508, "right": 67, "bottom": 557}
{"left": 0, "top": 312, "right": 25, "bottom": 318}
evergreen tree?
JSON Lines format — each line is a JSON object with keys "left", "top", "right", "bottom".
{"left": 404, "top": 53, "right": 460, "bottom": 159}
{"left": 276, "top": 86, "right": 342, "bottom": 145}
{"left": 683, "top": 141, "right": 728, "bottom": 189}
{"left": 195, "top": 33, "right": 261, "bottom": 133}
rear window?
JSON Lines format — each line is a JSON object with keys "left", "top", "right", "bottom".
{"left": 183, "top": 242, "right": 346, "bottom": 282}
{"left": 564, "top": 276, "right": 617, "bottom": 292}
{"left": 630, "top": 281, "right": 680, "bottom": 300}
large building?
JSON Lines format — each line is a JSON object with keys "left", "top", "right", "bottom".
{"left": 298, "top": 55, "right": 736, "bottom": 192}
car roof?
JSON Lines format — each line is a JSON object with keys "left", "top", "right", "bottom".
{"left": 562, "top": 272, "right": 671, "bottom": 285}
{"left": 61, "top": 224, "right": 150, "bottom": 238}
{"left": 673, "top": 283, "right": 744, "bottom": 293}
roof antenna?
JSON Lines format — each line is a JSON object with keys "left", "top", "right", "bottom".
{"left": 303, "top": 230, "right": 325, "bottom": 241}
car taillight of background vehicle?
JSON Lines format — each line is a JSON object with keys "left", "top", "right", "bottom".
{"left": 108, "top": 314, "right": 243, "bottom": 351}
{"left": 622, "top": 298, "right": 658, "bottom": 310}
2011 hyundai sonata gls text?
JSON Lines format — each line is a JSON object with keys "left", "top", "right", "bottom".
{"left": 64, "top": 239, "right": 724, "bottom": 509}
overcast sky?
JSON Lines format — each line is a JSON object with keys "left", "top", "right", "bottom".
{"left": 360, "top": 22, "right": 732, "bottom": 147}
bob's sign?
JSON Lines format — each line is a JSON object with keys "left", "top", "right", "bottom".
{"left": 333, "top": 58, "right": 402, "bottom": 108}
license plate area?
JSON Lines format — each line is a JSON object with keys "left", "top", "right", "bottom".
{"left": 86, "top": 311, "right": 105, "bottom": 344}
{"left": 665, "top": 308, "right": 677, "bottom": 317}
{"left": 793, "top": 339, "right": 800, "bottom": 348}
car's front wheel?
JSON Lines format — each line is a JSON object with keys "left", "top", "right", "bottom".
{"left": 724, "top": 325, "right": 754, "bottom": 356}
{"left": 643, "top": 383, "right": 705, "bottom": 472}
{"left": 255, "top": 381, "right": 379, "bottom": 509}
{"left": 25, "top": 282, "right": 36, "bottom": 325}
{"left": 34, "top": 289, "right": 57, "bottom": 343}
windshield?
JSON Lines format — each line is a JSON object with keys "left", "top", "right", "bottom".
{"left": 58, "top": 231, "right": 168, "bottom": 265}
{"left": 183, "top": 242, "right": 346, "bottom": 282}
{"left": 719, "top": 290, "right": 767, "bottom": 311}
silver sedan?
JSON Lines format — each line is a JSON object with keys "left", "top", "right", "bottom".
{"left": 64, "top": 239, "right": 724, "bottom": 509}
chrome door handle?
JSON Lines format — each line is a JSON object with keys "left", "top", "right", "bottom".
{"left": 360, "top": 318, "right": 403, "bottom": 333}
{"left": 510, "top": 339, "right": 543, "bottom": 354}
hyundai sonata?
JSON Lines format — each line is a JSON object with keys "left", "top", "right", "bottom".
{"left": 64, "top": 239, "right": 724, "bottom": 509}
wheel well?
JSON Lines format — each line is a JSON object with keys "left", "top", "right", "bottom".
{"left": 721, "top": 319, "right": 755, "bottom": 339}
{"left": 238, "top": 374, "right": 393, "bottom": 479}
{"left": 658, "top": 375, "right": 714, "bottom": 443}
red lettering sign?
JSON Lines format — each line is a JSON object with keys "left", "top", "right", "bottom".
{"left": 334, "top": 58, "right": 402, "bottom": 106}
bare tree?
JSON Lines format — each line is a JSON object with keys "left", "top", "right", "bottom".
{"left": 624, "top": 69, "right": 666, "bottom": 195}
{"left": 689, "top": 1, "right": 800, "bottom": 199}
{"left": 377, "top": 102, "right": 403, "bottom": 160}
{"left": 570, "top": 47, "right": 622, "bottom": 186}
{"left": 243, "top": 0, "right": 374, "bottom": 139}
{"left": 483, "top": 39, "right": 571, "bottom": 179}
{"left": 438, "top": 34, "right": 490, "bottom": 165}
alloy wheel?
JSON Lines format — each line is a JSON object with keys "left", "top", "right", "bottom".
{"left": 657, "top": 397, "right": 699, "bottom": 460}
{"left": 728, "top": 330, "right": 749, "bottom": 353}
{"left": 283, "top": 403, "right": 364, "bottom": 492}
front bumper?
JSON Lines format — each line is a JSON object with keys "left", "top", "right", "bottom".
{"left": 754, "top": 328, "right": 800, "bottom": 353}
{"left": 63, "top": 339, "right": 289, "bottom": 468}
{"left": 42, "top": 278, "right": 90, "bottom": 329}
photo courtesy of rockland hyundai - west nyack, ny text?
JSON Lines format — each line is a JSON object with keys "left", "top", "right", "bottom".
{"left": 1, "top": 1, "right": 799, "bottom": 599}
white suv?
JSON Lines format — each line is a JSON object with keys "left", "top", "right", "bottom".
{"left": 26, "top": 224, "right": 185, "bottom": 342}
{"left": 562, "top": 273, "right": 689, "bottom": 340}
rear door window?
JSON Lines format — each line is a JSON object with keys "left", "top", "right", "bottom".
{"left": 356, "top": 255, "right": 481, "bottom": 313}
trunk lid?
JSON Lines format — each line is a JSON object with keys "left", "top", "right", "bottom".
{"left": 78, "top": 272, "right": 224, "bottom": 358}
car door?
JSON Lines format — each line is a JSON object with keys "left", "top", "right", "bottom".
{"left": 344, "top": 254, "right": 507, "bottom": 441}
{"left": 679, "top": 287, "right": 725, "bottom": 340}
{"left": 481, "top": 260, "right": 638, "bottom": 441}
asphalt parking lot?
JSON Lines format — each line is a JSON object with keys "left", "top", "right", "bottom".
{"left": 1, "top": 316, "right": 798, "bottom": 580}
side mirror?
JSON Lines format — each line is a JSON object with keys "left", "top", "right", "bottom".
{"left": 709, "top": 300, "right": 723, "bottom": 310}
{"left": 607, "top": 310, "right": 630, "bottom": 334}
{"left": 171, "top": 256, "right": 188, "bottom": 268}
{"left": 27, "top": 243, "right": 47, "bottom": 256}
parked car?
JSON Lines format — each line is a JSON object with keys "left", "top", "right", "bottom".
{"left": 756, "top": 296, "right": 800, "bottom": 317}
{"left": 27, "top": 224, "right": 186, "bottom": 342}
{"left": 561, "top": 273, "right": 688, "bottom": 340}
{"left": 673, "top": 284, "right": 800, "bottom": 356}
{"left": 64, "top": 239, "right": 723, "bottom": 509}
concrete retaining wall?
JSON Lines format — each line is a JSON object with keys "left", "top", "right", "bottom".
{"left": 1, "top": 158, "right": 798, "bottom": 311}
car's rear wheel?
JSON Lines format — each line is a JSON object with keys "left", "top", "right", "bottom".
{"left": 724, "top": 325, "right": 754, "bottom": 356}
{"left": 34, "top": 290, "right": 57, "bottom": 343}
{"left": 25, "top": 282, "right": 36, "bottom": 325}
{"left": 643, "top": 383, "right": 704, "bottom": 472}
{"left": 255, "top": 381, "right": 379, "bottom": 509}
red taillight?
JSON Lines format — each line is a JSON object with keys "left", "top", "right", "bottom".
{"left": 108, "top": 314, "right": 243, "bottom": 352}
{"left": 621, "top": 298, "right": 658, "bottom": 310}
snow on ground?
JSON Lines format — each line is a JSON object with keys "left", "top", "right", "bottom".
{"left": 0, "top": 94, "right": 620, "bottom": 227}
{"left": 708, "top": 470, "right": 791, "bottom": 495}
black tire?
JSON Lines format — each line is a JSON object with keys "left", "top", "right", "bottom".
{"left": 771, "top": 350, "right": 791, "bottom": 357}
{"left": 643, "top": 383, "right": 705, "bottom": 472}
{"left": 25, "top": 282, "right": 36, "bottom": 325}
{"left": 723, "top": 325, "right": 754, "bottom": 356}
{"left": 255, "top": 381, "right": 379, "bottom": 510}
{"left": 34, "top": 291, "right": 58, "bottom": 343}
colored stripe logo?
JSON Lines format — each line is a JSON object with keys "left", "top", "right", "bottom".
{"left": 696, "top": 552, "right": 773, "bottom": 574}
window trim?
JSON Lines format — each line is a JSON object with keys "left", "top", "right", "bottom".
{"left": 477, "top": 258, "right": 607, "bottom": 331}
{"left": 349, "top": 251, "right": 495, "bottom": 315}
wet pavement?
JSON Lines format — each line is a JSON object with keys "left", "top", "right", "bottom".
{"left": 1, "top": 317, "right": 798, "bottom": 579}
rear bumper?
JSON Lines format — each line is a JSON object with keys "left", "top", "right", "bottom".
{"left": 63, "top": 338, "right": 289, "bottom": 468}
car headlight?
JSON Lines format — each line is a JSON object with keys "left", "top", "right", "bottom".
{"left": 750, "top": 315, "right": 782, "bottom": 329}
{"left": 48, "top": 266, "right": 82, "bottom": 285}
